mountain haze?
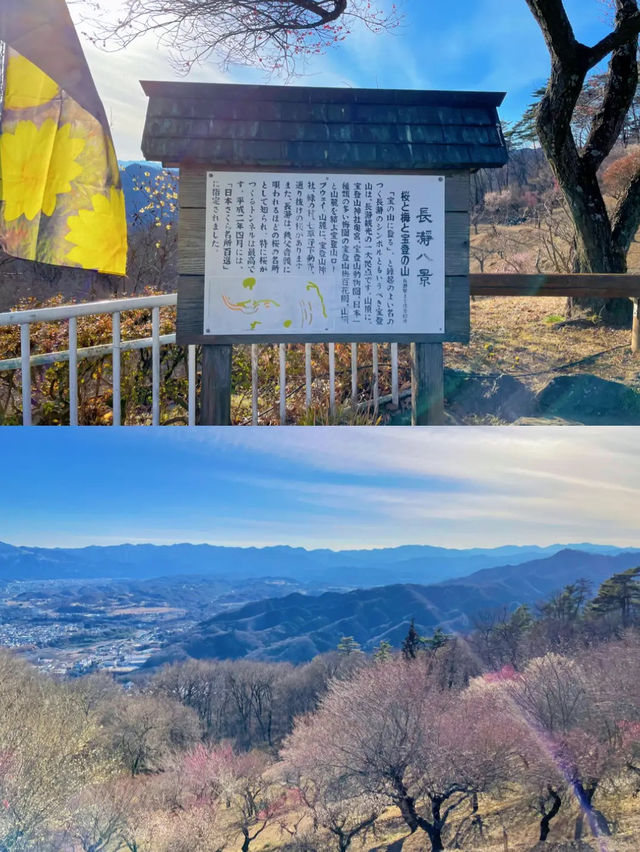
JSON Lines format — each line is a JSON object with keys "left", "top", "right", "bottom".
{"left": 0, "top": 541, "right": 634, "bottom": 586}
{"left": 152, "top": 549, "right": 640, "bottom": 664}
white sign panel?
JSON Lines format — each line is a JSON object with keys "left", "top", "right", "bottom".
{"left": 203, "top": 172, "right": 445, "bottom": 338}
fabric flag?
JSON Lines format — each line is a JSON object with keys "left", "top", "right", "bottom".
{"left": 0, "top": 0, "right": 127, "bottom": 275}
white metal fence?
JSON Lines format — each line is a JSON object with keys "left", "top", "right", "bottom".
{"left": 0, "top": 295, "right": 404, "bottom": 425}
{"left": 252, "top": 339, "right": 401, "bottom": 425}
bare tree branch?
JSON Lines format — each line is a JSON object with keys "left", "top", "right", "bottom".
{"left": 80, "top": 0, "right": 396, "bottom": 75}
{"left": 582, "top": 2, "right": 639, "bottom": 170}
{"left": 586, "top": 3, "right": 640, "bottom": 67}
{"left": 523, "top": 0, "right": 581, "bottom": 65}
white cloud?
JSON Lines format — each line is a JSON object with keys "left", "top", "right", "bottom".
{"left": 4, "top": 427, "right": 640, "bottom": 550}
{"left": 71, "top": 4, "right": 230, "bottom": 159}
{"left": 159, "top": 427, "right": 640, "bottom": 548}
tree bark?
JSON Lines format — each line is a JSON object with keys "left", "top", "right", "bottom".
{"left": 525, "top": 0, "right": 640, "bottom": 326}
{"left": 539, "top": 786, "right": 562, "bottom": 842}
{"left": 428, "top": 797, "right": 445, "bottom": 851}
{"left": 393, "top": 780, "right": 444, "bottom": 851}
{"left": 395, "top": 786, "right": 421, "bottom": 834}
{"left": 573, "top": 781, "right": 610, "bottom": 840}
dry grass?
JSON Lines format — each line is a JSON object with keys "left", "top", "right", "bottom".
{"left": 250, "top": 789, "right": 640, "bottom": 852}
{"left": 445, "top": 296, "right": 638, "bottom": 395}
{"left": 455, "top": 219, "right": 640, "bottom": 395}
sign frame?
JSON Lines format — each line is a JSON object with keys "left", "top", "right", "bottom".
{"left": 176, "top": 166, "right": 470, "bottom": 348}
{"left": 201, "top": 170, "right": 447, "bottom": 344}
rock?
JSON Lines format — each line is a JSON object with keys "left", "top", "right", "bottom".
{"left": 536, "top": 374, "right": 640, "bottom": 424}
{"left": 445, "top": 370, "right": 536, "bottom": 422}
{"left": 385, "top": 371, "right": 536, "bottom": 423}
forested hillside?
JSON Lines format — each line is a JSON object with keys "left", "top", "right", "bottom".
{"left": 2, "top": 565, "right": 640, "bottom": 851}
{"left": 153, "top": 548, "right": 640, "bottom": 663}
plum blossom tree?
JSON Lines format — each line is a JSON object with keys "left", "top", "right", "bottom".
{"left": 280, "top": 719, "right": 384, "bottom": 852}
{"left": 497, "top": 652, "right": 626, "bottom": 841}
{"left": 281, "top": 658, "right": 512, "bottom": 852}
{"left": 467, "top": 667, "right": 570, "bottom": 843}
{"left": 179, "top": 743, "right": 281, "bottom": 852}
{"left": 102, "top": 692, "right": 201, "bottom": 776}
{"left": 0, "top": 652, "right": 109, "bottom": 851}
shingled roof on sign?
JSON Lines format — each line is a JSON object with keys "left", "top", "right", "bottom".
{"left": 140, "top": 82, "right": 508, "bottom": 171}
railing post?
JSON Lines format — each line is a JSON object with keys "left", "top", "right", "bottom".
{"left": 411, "top": 342, "right": 445, "bottom": 426}
{"left": 20, "top": 324, "right": 31, "bottom": 426}
{"left": 305, "top": 343, "right": 312, "bottom": 411}
{"left": 279, "top": 343, "right": 287, "bottom": 425}
{"left": 151, "top": 306, "right": 160, "bottom": 426}
{"left": 351, "top": 343, "right": 358, "bottom": 407}
{"left": 251, "top": 344, "right": 259, "bottom": 426}
{"left": 199, "top": 344, "right": 232, "bottom": 425}
{"left": 112, "top": 312, "right": 121, "bottom": 426}
{"left": 188, "top": 345, "right": 196, "bottom": 427}
{"left": 68, "top": 317, "right": 78, "bottom": 426}
{"left": 391, "top": 342, "right": 399, "bottom": 408}
{"left": 329, "top": 343, "right": 336, "bottom": 417}
{"left": 372, "top": 342, "right": 379, "bottom": 417}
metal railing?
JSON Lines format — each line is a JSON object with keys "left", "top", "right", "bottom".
{"left": 0, "top": 294, "right": 196, "bottom": 426}
{"left": 0, "top": 295, "right": 401, "bottom": 425}
{"left": 250, "top": 340, "right": 401, "bottom": 426}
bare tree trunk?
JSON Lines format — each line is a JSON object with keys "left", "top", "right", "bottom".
{"left": 573, "top": 781, "right": 610, "bottom": 840}
{"left": 539, "top": 786, "right": 562, "bottom": 842}
{"left": 524, "top": 0, "right": 640, "bottom": 326}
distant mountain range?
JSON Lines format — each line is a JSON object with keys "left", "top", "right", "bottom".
{"left": 151, "top": 548, "right": 640, "bottom": 664}
{"left": 0, "top": 541, "right": 635, "bottom": 587}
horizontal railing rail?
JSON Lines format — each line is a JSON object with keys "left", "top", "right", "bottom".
{"left": 470, "top": 273, "right": 640, "bottom": 298}
{"left": 469, "top": 273, "right": 640, "bottom": 352}
{"left": 0, "top": 335, "right": 177, "bottom": 371}
{"left": 0, "top": 294, "right": 397, "bottom": 426}
{"left": 0, "top": 294, "right": 196, "bottom": 427}
{"left": 0, "top": 294, "right": 178, "bottom": 326}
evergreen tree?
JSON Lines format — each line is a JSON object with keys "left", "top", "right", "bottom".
{"left": 337, "top": 636, "right": 362, "bottom": 655}
{"left": 590, "top": 567, "right": 640, "bottom": 627}
{"left": 504, "top": 86, "right": 546, "bottom": 149}
{"left": 373, "top": 640, "right": 392, "bottom": 662}
{"left": 401, "top": 619, "right": 423, "bottom": 660}
{"left": 539, "top": 580, "right": 591, "bottom": 623}
{"left": 425, "top": 627, "right": 450, "bottom": 651}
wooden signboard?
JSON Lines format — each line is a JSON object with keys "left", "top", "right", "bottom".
{"left": 177, "top": 167, "right": 472, "bottom": 349}
{"left": 141, "top": 82, "right": 509, "bottom": 424}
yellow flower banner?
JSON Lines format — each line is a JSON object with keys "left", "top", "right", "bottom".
{"left": 0, "top": 4, "right": 127, "bottom": 276}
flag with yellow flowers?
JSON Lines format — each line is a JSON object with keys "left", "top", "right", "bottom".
{"left": 0, "top": 0, "right": 127, "bottom": 275}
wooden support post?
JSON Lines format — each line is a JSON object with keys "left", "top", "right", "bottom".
{"left": 411, "top": 342, "right": 445, "bottom": 425}
{"left": 632, "top": 298, "right": 640, "bottom": 355}
{"left": 199, "top": 344, "right": 232, "bottom": 425}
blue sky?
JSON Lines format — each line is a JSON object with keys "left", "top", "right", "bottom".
{"left": 71, "top": 0, "right": 614, "bottom": 160}
{"left": 1, "top": 427, "right": 639, "bottom": 549}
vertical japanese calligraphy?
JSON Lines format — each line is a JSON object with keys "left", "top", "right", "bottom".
{"left": 204, "top": 172, "right": 445, "bottom": 337}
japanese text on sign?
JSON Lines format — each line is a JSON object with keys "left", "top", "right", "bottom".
{"left": 204, "top": 172, "right": 445, "bottom": 337}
